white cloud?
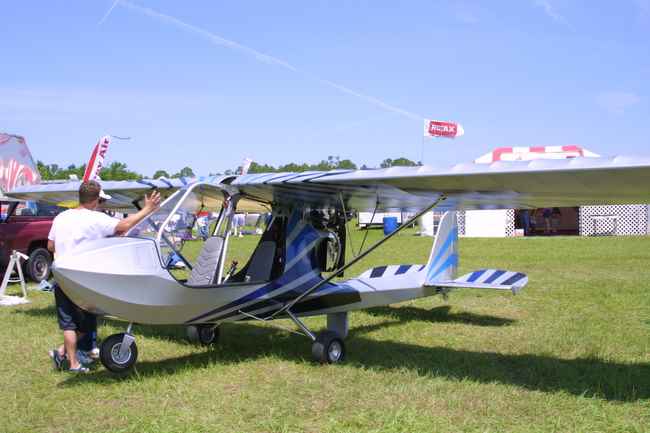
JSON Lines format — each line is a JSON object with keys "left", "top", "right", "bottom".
{"left": 596, "top": 91, "right": 641, "bottom": 114}
{"left": 533, "top": 0, "right": 574, "bottom": 30}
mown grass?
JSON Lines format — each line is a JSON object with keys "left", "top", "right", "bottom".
{"left": 1, "top": 230, "right": 649, "bottom": 433}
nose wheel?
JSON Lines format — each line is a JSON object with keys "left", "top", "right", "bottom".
{"left": 100, "top": 332, "right": 138, "bottom": 374}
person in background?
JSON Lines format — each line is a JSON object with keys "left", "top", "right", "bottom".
{"left": 541, "top": 207, "right": 553, "bottom": 235}
{"left": 551, "top": 207, "right": 562, "bottom": 234}
{"left": 47, "top": 181, "right": 160, "bottom": 373}
{"left": 197, "top": 213, "right": 209, "bottom": 240}
{"left": 521, "top": 210, "right": 531, "bottom": 236}
{"left": 231, "top": 213, "right": 245, "bottom": 237}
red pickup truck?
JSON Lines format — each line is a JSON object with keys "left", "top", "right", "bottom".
{"left": 0, "top": 200, "right": 64, "bottom": 282}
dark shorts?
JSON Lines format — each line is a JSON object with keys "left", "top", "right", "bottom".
{"left": 54, "top": 284, "right": 96, "bottom": 333}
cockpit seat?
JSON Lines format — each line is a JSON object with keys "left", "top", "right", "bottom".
{"left": 245, "top": 241, "right": 276, "bottom": 282}
{"left": 187, "top": 236, "right": 224, "bottom": 286}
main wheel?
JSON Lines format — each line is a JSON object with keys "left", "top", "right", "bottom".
{"left": 100, "top": 333, "right": 138, "bottom": 374}
{"left": 25, "top": 247, "right": 52, "bottom": 282}
{"left": 311, "top": 331, "right": 345, "bottom": 364}
{"left": 186, "top": 325, "right": 219, "bottom": 345}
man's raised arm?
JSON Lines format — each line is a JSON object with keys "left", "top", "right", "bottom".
{"left": 114, "top": 191, "right": 162, "bottom": 235}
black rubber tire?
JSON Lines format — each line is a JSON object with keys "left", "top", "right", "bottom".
{"left": 198, "top": 326, "right": 219, "bottom": 345}
{"left": 311, "top": 331, "right": 345, "bottom": 364}
{"left": 186, "top": 325, "right": 199, "bottom": 343}
{"left": 100, "top": 333, "right": 138, "bottom": 374}
{"left": 187, "top": 325, "right": 219, "bottom": 345}
{"left": 25, "top": 247, "right": 52, "bottom": 282}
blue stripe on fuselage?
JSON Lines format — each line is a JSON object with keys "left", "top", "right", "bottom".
{"left": 187, "top": 214, "right": 322, "bottom": 324}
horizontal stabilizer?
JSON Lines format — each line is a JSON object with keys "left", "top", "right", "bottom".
{"left": 429, "top": 269, "right": 528, "bottom": 294}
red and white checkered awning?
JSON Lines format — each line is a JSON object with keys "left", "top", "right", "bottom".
{"left": 475, "top": 145, "right": 600, "bottom": 164}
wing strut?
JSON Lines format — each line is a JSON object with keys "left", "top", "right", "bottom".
{"left": 269, "top": 194, "right": 447, "bottom": 319}
{"left": 338, "top": 192, "right": 358, "bottom": 257}
{"left": 358, "top": 193, "right": 380, "bottom": 253}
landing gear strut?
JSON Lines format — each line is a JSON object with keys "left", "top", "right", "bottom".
{"left": 239, "top": 309, "right": 349, "bottom": 364}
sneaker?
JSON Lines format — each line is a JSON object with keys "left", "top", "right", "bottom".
{"left": 68, "top": 365, "right": 90, "bottom": 373}
{"left": 89, "top": 348, "right": 100, "bottom": 359}
{"left": 48, "top": 349, "right": 66, "bottom": 371}
{"left": 76, "top": 350, "right": 95, "bottom": 366}
{"left": 38, "top": 280, "right": 54, "bottom": 292}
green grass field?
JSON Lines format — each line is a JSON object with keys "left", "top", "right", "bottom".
{"left": 1, "top": 231, "right": 649, "bottom": 433}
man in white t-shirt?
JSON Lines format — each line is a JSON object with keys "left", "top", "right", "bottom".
{"left": 47, "top": 180, "right": 160, "bottom": 372}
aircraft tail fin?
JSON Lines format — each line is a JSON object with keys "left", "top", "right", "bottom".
{"left": 423, "top": 211, "right": 458, "bottom": 285}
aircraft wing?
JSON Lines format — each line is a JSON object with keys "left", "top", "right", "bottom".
{"left": 9, "top": 156, "right": 650, "bottom": 211}
{"left": 232, "top": 156, "right": 650, "bottom": 211}
{"left": 6, "top": 175, "right": 271, "bottom": 212}
{"left": 5, "top": 177, "right": 221, "bottom": 209}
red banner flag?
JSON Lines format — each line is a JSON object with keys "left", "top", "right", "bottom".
{"left": 83, "top": 135, "right": 111, "bottom": 182}
{"left": 423, "top": 119, "right": 464, "bottom": 138}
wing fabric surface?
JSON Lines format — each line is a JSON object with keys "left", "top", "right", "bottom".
{"left": 9, "top": 156, "right": 650, "bottom": 211}
{"left": 232, "top": 156, "right": 650, "bottom": 211}
{"left": 6, "top": 177, "right": 225, "bottom": 209}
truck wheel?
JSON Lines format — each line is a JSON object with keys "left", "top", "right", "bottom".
{"left": 26, "top": 247, "right": 52, "bottom": 282}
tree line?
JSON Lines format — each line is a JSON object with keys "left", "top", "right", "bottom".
{"left": 37, "top": 161, "right": 196, "bottom": 182}
{"left": 37, "top": 156, "right": 421, "bottom": 181}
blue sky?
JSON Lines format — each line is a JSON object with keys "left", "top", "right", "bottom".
{"left": 2, "top": 0, "right": 648, "bottom": 176}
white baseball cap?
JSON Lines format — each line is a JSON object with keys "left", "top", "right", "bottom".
{"left": 99, "top": 189, "right": 112, "bottom": 200}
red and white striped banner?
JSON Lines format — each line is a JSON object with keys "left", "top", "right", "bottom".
{"left": 0, "top": 133, "right": 40, "bottom": 192}
{"left": 423, "top": 119, "right": 465, "bottom": 139}
{"left": 83, "top": 135, "right": 111, "bottom": 182}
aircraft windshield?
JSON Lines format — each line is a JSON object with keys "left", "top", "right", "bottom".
{"left": 127, "top": 190, "right": 184, "bottom": 239}
{"left": 127, "top": 183, "right": 279, "bottom": 286}
{"left": 128, "top": 184, "right": 228, "bottom": 279}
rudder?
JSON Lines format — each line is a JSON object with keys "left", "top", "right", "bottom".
{"left": 424, "top": 211, "right": 458, "bottom": 285}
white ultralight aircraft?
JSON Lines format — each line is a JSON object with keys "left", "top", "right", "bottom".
{"left": 7, "top": 155, "right": 650, "bottom": 373}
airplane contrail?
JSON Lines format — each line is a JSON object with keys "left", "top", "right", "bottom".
{"left": 105, "top": 0, "right": 423, "bottom": 121}
{"left": 98, "top": 0, "right": 121, "bottom": 25}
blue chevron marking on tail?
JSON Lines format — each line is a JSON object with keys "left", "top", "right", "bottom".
{"left": 424, "top": 211, "right": 459, "bottom": 285}
{"left": 431, "top": 269, "right": 529, "bottom": 294}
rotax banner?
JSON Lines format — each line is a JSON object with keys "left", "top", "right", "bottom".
{"left": 423, "top": 119, "right": 465, "bottom": 139}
